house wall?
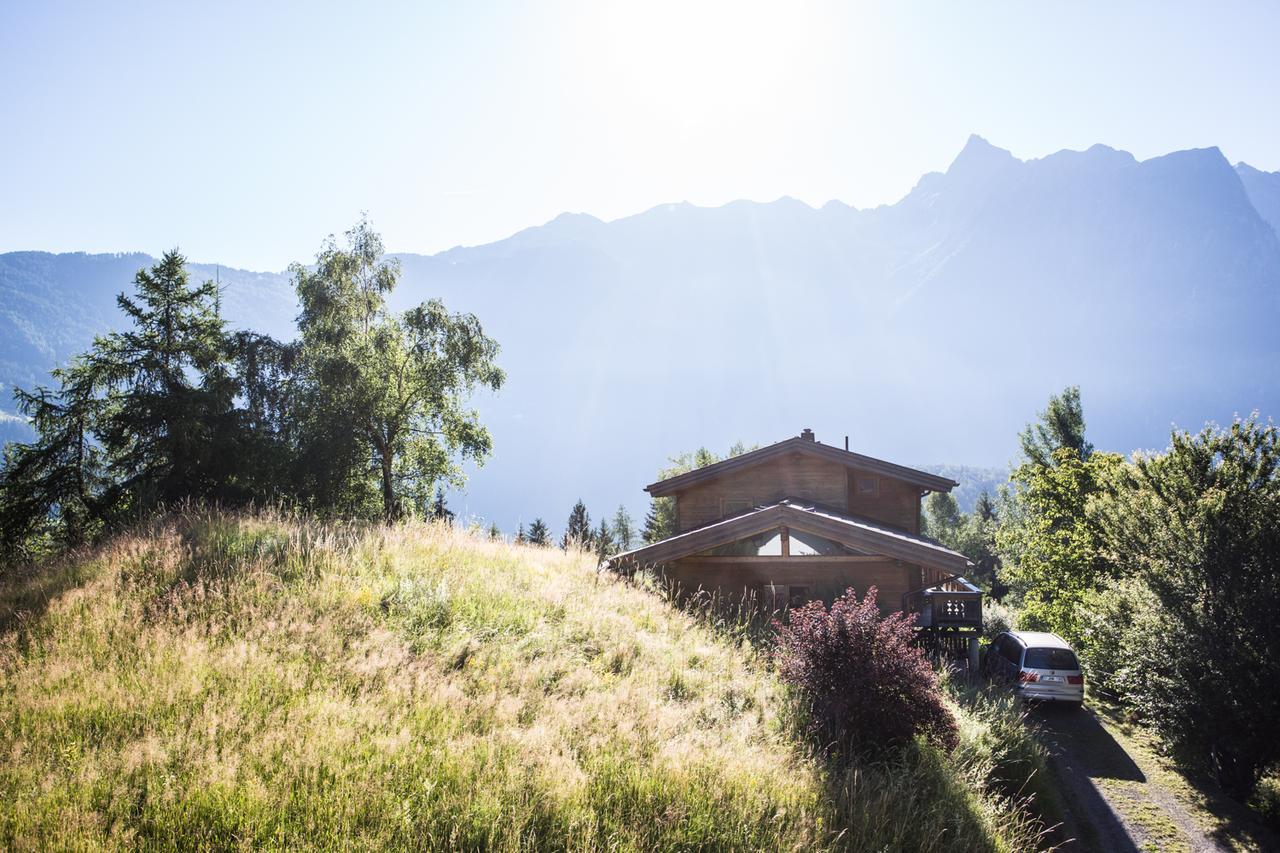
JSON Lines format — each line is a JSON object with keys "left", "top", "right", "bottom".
{"left": 675, "top": 455, "right": 848, "bottom": 532}
{"left": 846, "top": 468, "right": 922, "bottom": 534}
{"left": 672, "top": 454, "right": 925, "bottom": 534}
{"left": 663, "top": 556, "right": 917, "bottom": 613}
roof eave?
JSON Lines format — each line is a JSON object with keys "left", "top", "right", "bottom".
{"left": 644, "top": 437, "right": 958, "bottom": 497}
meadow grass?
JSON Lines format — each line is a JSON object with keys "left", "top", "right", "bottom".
{"left": 1, "top": 510, "right": 1054, "bottom": 850}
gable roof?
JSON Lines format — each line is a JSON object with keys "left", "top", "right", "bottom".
{"left": 605, "top": 498, "right": 972, "bottom": 574}
{"left": 645, "top": 434, "right": 958, "bottom": 497}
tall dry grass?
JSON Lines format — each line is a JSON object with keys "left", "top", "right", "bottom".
{"left": 0, "top": 509, "right": 1052, "bottom": 850}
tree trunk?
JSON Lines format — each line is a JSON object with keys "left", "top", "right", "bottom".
{"left": 380, "top": 448, "right": 396, "bottom": 521}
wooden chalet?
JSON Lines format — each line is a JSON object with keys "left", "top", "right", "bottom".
{"left": 606, "top": 428, "right": 982, "bottom": 662}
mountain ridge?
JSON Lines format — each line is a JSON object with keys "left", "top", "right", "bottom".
{"left": 3, "top": 136, "right": 1278, "bottom": 531}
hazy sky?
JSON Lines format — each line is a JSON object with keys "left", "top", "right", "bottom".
{"left": 3, "top": 1, "right": 1278, "bottom": 270}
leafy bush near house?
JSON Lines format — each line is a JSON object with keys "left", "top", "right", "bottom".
{"left": 774, "top": 586, "right": 958, "bottom": 755}
{"left": 982, "top": 598, "right": 1015, "bottom": 642}
{"left": 1091, "top": 418, "right": 1280, "bottom": 800}
{"left": 1250, "top": 774, "right": 1280, "bottom": 833}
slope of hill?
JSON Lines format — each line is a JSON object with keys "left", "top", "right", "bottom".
{"left": 3, "top": 136, "right": 1278, "bottom": 534}
{"left": 0, "top": 511, "right": 1052, "bottom": 850}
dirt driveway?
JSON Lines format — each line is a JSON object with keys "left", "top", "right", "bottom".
{"left": 1032, "top": 703, "right": 1276, "bottom": 852}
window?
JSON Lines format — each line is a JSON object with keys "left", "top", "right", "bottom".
{"left": 702, "top": 531, "right": 784, "bottom": 556}
{"left": 787, "top": 586, "right": 810, "bottom": 609}
{"left": 855, "top": 476, "right": 878, "bottom": 497}
{"left": 722, "top": 498, "right": 753, "bottom": 517}
{"left": 787, "top": 530, "right": 859, "bottom": 556}
{"left": 697, "top": 529, "right": 858, "bottom": 557}
{"left": 1023, "top": 648, "right": 1080, "bottom": 670}
{"left": 1000, "top": 636, "right": 1022, "bottom": 663}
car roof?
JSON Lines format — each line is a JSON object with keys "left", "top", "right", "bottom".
{"left": 1008, "top": 631, "right": 1073, "bottom": 650}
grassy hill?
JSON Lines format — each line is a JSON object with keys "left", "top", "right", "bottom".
{"left": 0, "top": 511, "right": 1053, "bottom": 850}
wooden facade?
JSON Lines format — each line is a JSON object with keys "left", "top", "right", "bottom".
{"left": 608, "top": 429, "right": 982, "bottom": 632}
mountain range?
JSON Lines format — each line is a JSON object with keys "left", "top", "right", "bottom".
{"left": 3, "top": 135, "right": 1279, "bottom": 528}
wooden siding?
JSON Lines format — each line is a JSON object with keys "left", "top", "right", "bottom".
{"left": 673, "top": 456, "right": 925, "bottom": 535}
{"left": 846, "top": 468, "right": 922, "bottom": 534}
{"left": 664, "top": 556, "right": 915, "bottom": 613}
{"left": 675, "top": 454, "right": 848, "bottom": 532}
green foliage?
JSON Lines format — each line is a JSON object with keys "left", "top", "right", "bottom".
{"left": 562, "top": 499, "right": 591, "bottom": 550}
{"left": 526, "top": 518, "right": 550, "bottom": 547}
{"left": 611, "top": 504, "right": 635, "bottom": 551}
{"left": 996, "top": 447, "right": 1121, "bottom": 639}
{"left": 592, "top": 518, "right": 614, "bottom": 560}
{"left": 922, "top": 491, "right": 962, "bottom": 542}
{"left": 642, "top": 497, "right": 676, "bottom": 545}
{"left": 429, "top": 486, "right": 454, "bottom": 525}
{"left": 1090, "top": 417, "right": 1280, "bottom": 799}
{"left": 1074, "top": 576, "right": 1158, "bottom": 702}
{"left": 1, "top": 220, "right": 506, "bottom": 558}
{"left": 922, "top": 490, "right": 1004, "bottom": 595}
{"left": 642, "top": 440, "right": 758, "bottom": 544}
{"left": 996, "top": 388, "right": 1120, "bottom": 641}
{"left": 0, "top": 250, "right": 246, "bottom": 555}
{"left": 292, "top": 218, "right": 504, "bottom": 520}
{"left": 1017, "top": 385, "right": 1093, "bottom": 469}
{"left": 0, "top": 359, "right": 108, "bottom": 553}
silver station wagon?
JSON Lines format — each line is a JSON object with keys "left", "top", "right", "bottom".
{"left": 986, "top": 630, "right": 1084, "bottom": 707}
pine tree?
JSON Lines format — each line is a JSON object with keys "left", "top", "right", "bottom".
{"left": 593, "top": 518, "right": 615, "bottom": 560}
{"left": 514, "top": 523, "right": 527, "bottom": 545}
{"left": 975, "top": 490, "right": 998, "bottom": 522}
{"left": 1, "top": 250, "right": 243, "bottom": 556}
{"left": 642, "top": 497, "right": 676, "bottom": 544}
{"left": 0, "top": 359, "right": 109, "bottom": 553}
{"left": 527, "top": 518, "right": 550, "bottom": 547}
{"left": 488, "top": 521, "right": 501, "bottom": 540}
{"left": 430, "top": 486, "right": 454, "bottom": 524}
{"left": 92, "top": 249, "right": 239, "bottom": 506}
{"left": 562, "top": 500, "right": 591, "bottom": 550}
{"left": 611, "top": 504, "right": 635, "bottom": 551}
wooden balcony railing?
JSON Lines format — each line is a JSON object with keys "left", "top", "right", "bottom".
{"left": 903, "top": 575, "right": 983, "bottom": 630}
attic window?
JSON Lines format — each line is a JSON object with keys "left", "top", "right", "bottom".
{"left": 855, "top": 476, "right": 879, "bottom": 496}
{"left": 697, "top": 530, "right": 859, "bottom": 557}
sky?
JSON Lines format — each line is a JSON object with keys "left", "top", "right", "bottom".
{"left": 2, "top": 1, "right": 1279, "bottom": 270}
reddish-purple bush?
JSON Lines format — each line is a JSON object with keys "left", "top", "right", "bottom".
{"left": 773, "top": 586, "right": 957, "bottom": 754}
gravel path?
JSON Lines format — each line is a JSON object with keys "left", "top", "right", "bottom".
{"left": 1033, "top": 704, "right": 1227, "bottom": 852}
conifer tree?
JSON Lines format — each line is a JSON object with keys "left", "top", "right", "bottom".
{"left": 593, "top": 518, "right": 614, "bottom": 560}
{"left": 611, "top": 504, "right": 635, "bottom": 551}
{"left": 430, "top": 486, "right": 454, "bottom": 524}
{"left": 562, "top": 500, "right": 591, "bottom": 549}
{"left": 488, "top": 521, "right": 501, "bottom": 540}
{"left": 92, "top": 249, "right": 239, "bottom": 505}
{"left": 0, "top": 359, "right": 109, "bottom": 552}
{"left": 514, "top": 523, "right": 527, "bottom": 545}
{"left": 527, "top": 518, "right": 550, "bottom": 547}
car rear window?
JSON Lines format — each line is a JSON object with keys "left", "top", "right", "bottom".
{"left": 1023, "top": 648, "right": 1079, "bottom": 670}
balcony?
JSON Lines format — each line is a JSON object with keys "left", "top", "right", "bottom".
{"left": 904, "top": 575, "right": 983, "bottom": 630}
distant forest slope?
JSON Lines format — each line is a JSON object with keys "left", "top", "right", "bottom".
{"left": 919, "top": 465, "right": 1008, "bottom": 512}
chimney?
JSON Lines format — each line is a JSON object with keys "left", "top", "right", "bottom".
{"left": 844, "top": 435, "right": 849, "bottom": 451}
{"left": 799, "top": 428, "right": 815, "bottom": 442}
